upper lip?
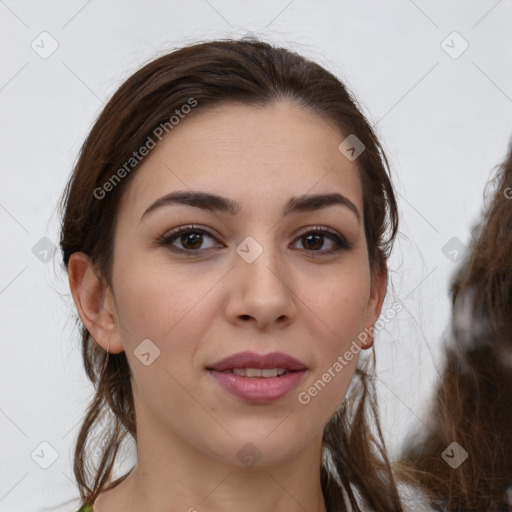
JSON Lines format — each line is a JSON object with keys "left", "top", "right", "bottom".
{"left": 206, "top": 351, "right": 307, "bottom": 371}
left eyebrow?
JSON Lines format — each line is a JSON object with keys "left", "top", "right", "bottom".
{"left": 139, "top": 190, "right": 360, "bottom": 223}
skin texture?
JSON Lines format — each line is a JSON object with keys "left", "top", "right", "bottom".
{"left": 68, "top": 101, "right": 387, "bottom": 512}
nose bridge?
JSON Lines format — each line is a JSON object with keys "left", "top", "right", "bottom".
{"left": 235, "top": 233, "right": 287, "bottom": 293}
{"left": 228, "top": 232, "right": 296, "bottom": 327}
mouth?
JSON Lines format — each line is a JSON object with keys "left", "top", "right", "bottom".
{"left": 205, "top": 351, "right": 308, "bottom": 403}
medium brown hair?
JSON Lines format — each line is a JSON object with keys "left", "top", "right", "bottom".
{"left": 397, "top": 143, "right": 512, "bottom": 511}
{"left": 59, "top": 37, "right": 401, "bottom": 511}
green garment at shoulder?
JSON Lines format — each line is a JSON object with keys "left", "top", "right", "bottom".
{"left": 75, "top": 472, "right": 130, "bottom": 511}
{"left": 76, "top": 504, "right": 93, "bottom": 512}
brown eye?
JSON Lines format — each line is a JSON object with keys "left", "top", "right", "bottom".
{"left": 178, "top": 231, "right": 203, "bottom": 250}
{"left": 302, "top": 233, "right": 323, "bottom": 250}
{"left": 159, "top": 225, "right": 221, "bottom": 255}
{"left": 292, "top": 227, "right": 352, "bottom": 257}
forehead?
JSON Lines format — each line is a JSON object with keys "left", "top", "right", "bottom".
{"left": 119, "top": 101, "right": 363, "bottom": 220}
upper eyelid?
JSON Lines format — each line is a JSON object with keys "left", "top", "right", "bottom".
{"left": 160, "top": 224, "right": 344, "bottom": 238}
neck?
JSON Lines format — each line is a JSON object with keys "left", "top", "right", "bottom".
{"left": 95, "top": 415, "right": 328, "bottom": 512}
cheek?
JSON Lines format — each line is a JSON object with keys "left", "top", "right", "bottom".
{"left": 296, "top": 264, "right": 370, "bottom": 416}
{"left": 307, "top": 261, "right": 371, "bottom": 350}
{"left": 113, "top": 254, "right": 221, "bottom": 343}
{"left": 113, "top": 259, "right": 221, "bottom": 427}
{"left": 111, "top": 253, "right": 235, "bottom": 405}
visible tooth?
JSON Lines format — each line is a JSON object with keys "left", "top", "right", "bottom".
{"left": 230, "top": 367, "right": 289, "bottom": 378}
{"left": 245, "top": 368, "right": 262, "bottom": 377}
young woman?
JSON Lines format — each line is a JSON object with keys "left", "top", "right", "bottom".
{"left": 398, "top": 142, "right": 512, "bottom": 511}
{"left": 60, "top": 37, "right": 425, "bottom": 512}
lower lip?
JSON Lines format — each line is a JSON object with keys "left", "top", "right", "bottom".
{"left": 207, "top": 369, "right": 306, "bottom": 404}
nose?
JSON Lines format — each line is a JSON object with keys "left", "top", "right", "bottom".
{"left": 224, "top": 239, "right": 298, "bottom": 331}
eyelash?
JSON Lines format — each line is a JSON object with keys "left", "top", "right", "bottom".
{"left": 157, "top": 224, "right": 353, "bottom": 258}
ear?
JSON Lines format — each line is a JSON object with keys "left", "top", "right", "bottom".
{"left": 361, "top": 265, "right": 387, "bottom": 349}
{"left": 67, "top": 252, "right": 125, "bottom": 354}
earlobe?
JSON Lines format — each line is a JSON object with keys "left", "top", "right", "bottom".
{"left": 67, "top": 252, "right": 125, "bottom": 354}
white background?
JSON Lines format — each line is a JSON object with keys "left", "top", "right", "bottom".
{"left": 1, "top": 1, "right": 511, "bottom": 511}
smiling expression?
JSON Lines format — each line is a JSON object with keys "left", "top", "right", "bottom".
{"left": 101, "top": 100, "right": 385, "bottom": 466}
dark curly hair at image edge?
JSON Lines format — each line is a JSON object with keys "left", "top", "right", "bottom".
{"left": 397, "top": 142, "right": 512, "bottom": 512}
{"left": 57, "top": 36, "right": 448, "bottom": 512}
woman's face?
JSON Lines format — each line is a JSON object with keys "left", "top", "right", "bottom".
{"left": 99, "top": 101, "right": 385, "bottom": 466}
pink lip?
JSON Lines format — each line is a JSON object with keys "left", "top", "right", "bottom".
{"left": 206, "top": 351, "right": 308, "bottom": 404}
{"left": 206, "top": 350, "right": 307, "bottom": 372}
{"left": 208, "top": 369, "right": 307, "bottom": 404}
